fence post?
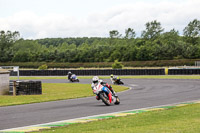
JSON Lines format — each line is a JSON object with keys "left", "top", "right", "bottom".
{"left": 165, "top": 68, "right": 168, "bottom": 75}
{"left": 13, "top": 81, "right": 16, "bottom": 96}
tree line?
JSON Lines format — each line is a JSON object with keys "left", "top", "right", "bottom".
{"left": 0, "top": 19, "right": 200, "bottom": 63}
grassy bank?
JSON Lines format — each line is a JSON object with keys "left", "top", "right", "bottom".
{"left": 0, "top": 83, "right": 128, "bottom": 107}
{"left": 35, "top": 103, "right": 200, "bottom": 133}
{"left": 10, "top": 75, "right": 200, "bottom": 80}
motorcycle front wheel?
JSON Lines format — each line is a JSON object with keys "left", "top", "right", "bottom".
{"left": 99, "top": 93, "right": 111, "bottom": 106}
{"left": 114, "top": 96, "right": 120, "bottom": 105}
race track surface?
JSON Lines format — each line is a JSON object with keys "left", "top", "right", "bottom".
{"left": 0, "top": 78, "right": 200, "bottom": 130}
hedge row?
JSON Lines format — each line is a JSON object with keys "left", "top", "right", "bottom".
{"left": 0, "top": 62, "right": 112, "bottom": 68}
{"left": 0, "top": 59, "right": 199, "bottom": 68}
{"left": 123, "top": 59, "right": 197, "bottom": 67}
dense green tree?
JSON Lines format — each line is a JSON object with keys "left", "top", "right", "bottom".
{"left": 136, "top": 45, "right": 153, "bottom": 61}
{"left": 0, "top": 30, "right": 20, "bottom": 62}
{"left": 124, "top": 28, "right": 136, "bottom": 39}
{"left": 141, "top": 20, "right": 164, "bottom": 40}
{"left": 157, "top": 29, "right": 180, "bottom": 59}
{"left": 109, "top": 30, "right": 121, "bottom": 38}
{"left": 183, "top": 19, "right": 200, "bottom": 44}
{"left": 12, "top": 51, "right": 31, "bottom": 62}
{"left": 109, "top": 30, "right": 122, "bottom": 45}
{"left": 1, "top": 19, "right": 200, "bottom": 64}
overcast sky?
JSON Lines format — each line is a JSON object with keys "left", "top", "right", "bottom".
{"left": 0, "top": 0, "right": 199, "bottom": 39}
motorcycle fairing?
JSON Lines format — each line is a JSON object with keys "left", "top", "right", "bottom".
{"left": 102, "top": 86, "right": 112, "bottom": 103}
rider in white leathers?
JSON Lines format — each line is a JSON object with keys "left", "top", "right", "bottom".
{"left": 91, "top": 76, "right": 117, "bottom": 100}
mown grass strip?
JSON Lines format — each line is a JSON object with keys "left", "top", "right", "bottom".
{"left": 0, "top": 83, "right": 128, "bottom": 107}
{"left": 125, "top": 110, "right": 147, "bottom": 113}
{"left": 32, "top": 103, "right": 200, "bottom": 133}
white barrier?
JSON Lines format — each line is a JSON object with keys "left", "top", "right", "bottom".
{"left": 0, "top": 71, "right": 10, "bottom": 95}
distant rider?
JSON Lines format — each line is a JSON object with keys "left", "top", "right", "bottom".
{"left": 110, "top": 74, "right": 120, "bottom": 84}
{"left": 91, "top": 76, "right": 117, "bottom": 100}
{"left": 68, "top": 71, "right": 73, "bottom": 80}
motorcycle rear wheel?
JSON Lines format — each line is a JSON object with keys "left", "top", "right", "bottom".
{"left": 119, "top": 81, "right": 124, "bottom": 85}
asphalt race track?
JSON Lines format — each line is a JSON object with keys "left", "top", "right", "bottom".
{"left": 0, "top": 78, "right": 200, "bottom": 130}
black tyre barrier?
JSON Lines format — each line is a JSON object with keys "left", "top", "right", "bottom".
{"left": 9, "top": 69, "right": 165, "bottom": 76}
{"left": 168, "top": 68, "right": 200, "bottom": 75}
{"left": 9, "top": 80, "right": 42, "bottom": 95}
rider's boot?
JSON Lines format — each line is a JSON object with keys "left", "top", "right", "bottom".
{"left": 110, "top": 89, "right": 117, "bottom": 97}
{"left": 113, "top": 91, "right": 118, "bottom": 97}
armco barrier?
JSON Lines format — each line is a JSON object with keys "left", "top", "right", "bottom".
{"left": 168, "top": 68, "right": 200, "bottom": 75}
{"left": 9, "top": 69, "right": 165, "bottom": 76}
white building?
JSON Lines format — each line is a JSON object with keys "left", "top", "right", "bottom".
{"left": 0, "top": 71, "right": 10, "bottom": 95}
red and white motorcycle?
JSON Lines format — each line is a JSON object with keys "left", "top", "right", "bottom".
{"left": 93, "top": 82, "right": 120, "bottom": 106}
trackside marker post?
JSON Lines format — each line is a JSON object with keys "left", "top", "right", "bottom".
{"left": 13, "top": 81, "right": 16, "bottom": 96}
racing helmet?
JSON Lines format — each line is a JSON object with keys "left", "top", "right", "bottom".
{"left": 110, "top": 74, "right": 113, "bottom": 78}
{"left": 92, "top": 76, "right": 99, "bottom": 84}
{"left": 68, "top": 71, "right": 72, "bottom": 74}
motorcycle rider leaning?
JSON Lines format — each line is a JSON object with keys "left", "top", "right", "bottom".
{"left": 67, "top": 71, "right": 73, "bottom": 80}
{"left": 110, "top": 74, "right": 120, "bottom": 84}
{"left": 91, "top": 76, "right": 117, "bottom": 100}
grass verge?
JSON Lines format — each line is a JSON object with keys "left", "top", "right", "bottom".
{"left": 34, "top": 103, "right": 200, "bottom": 133}
{"left": 0, "top": 83, "right": 128, "bottom": 107}
{"left": 10, "top": 75, "right": 200, "bottom": 80}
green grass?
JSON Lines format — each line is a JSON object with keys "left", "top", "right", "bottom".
{"left": 0, "top": 83, "right": 128, "bottom": 107}
{"left": 10, "top": 75, "right": 200, "bottom": 80}
{"left": 35, "top": 103, "right": 200, "bottom": 133}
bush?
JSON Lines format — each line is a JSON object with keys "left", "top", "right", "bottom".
{"left": 38, "top": 64, "right": 48, "bottom": 70}
{"left": 112, "top": 60, "right": 124, "bottom": 69}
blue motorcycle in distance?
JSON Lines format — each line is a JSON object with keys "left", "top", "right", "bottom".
{"left": 69, "top": 74, "right": 79, "bottom": 82}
